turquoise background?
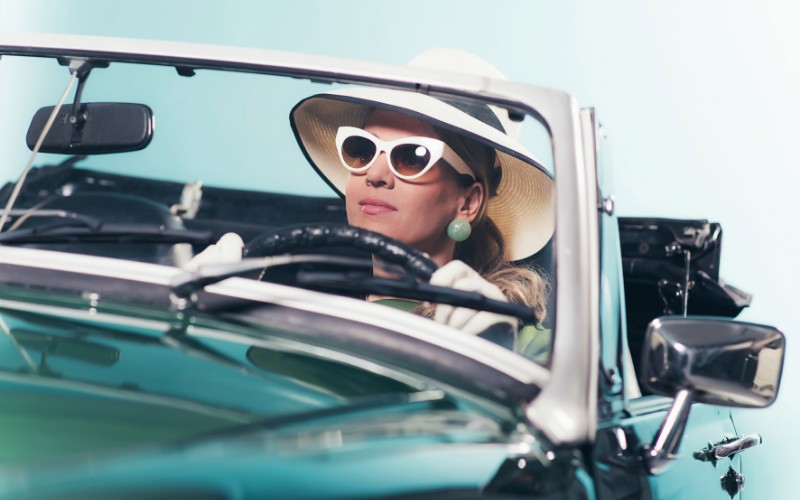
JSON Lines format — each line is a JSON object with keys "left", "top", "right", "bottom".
{"left": 1, "top": 0, "right": 798, "bottom": 496}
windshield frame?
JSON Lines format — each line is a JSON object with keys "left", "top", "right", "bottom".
{"left": 0, "top": 33, "right": 600, "bottom": 445}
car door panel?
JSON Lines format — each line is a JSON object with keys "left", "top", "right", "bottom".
{"left": 599, "top": 397, "right": 744, "bottom": 500}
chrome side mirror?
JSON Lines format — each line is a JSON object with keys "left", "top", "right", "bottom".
{"left": 641, "top": 316, "right": 784, "bottom": 407}
{"left": 638, "top": 316, "right": 784, "bottom": 474}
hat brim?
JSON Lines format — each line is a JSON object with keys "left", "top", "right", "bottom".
{"left": 290, "top": 87, "right": 554, "bottom": 261}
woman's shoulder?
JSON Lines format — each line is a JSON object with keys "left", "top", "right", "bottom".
{"left": 371, "top": 298, "right": 422, "bottom": 313}
{"left": 517, "top": 324, "right": 551, "bottom": 364}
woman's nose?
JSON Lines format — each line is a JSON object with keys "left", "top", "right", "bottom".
{"left": 365, "top": 152, "right": 394, "bottom": 187}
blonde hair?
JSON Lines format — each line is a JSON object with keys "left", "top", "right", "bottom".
{"left": 416, "top": 126, "right": 550, "bottom": 326}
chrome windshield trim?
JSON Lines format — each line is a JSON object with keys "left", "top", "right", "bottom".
{"left": 0, "top": 33, "right": 547, "bottom": 125}
{"left": 0, "top": 246, "right": 178, "bottom": 285}
{"left": 487, "top": 86, "right": 599, "bottom": 445}
{"left": 0, "top": 296, "right": 172, "bottom": 333}
{"left": 0, "top": 35, "right": 598, "bottom": 443}
{"left": 0, "top": 33, "right": 484, "bottom": 90}
{"left": 0, "top": 33, "right": 489, "bottom": 88}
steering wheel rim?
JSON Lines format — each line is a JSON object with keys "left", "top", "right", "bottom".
{"left": 243, "top": 223, "right": 439, "bottom": 281}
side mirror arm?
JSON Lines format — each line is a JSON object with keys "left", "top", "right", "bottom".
{"left": 640, "top": 388, "right": 693, "bottom": 474}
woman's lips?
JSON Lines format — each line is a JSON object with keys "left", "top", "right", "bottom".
{"left": 359, "top": 197, "right": 397, "bottom": 215}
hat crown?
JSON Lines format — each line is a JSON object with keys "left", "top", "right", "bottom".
{"left": 406, "top": 48, "right": 522, "bottom": 141}
{"left": 290, "top": 49, "right": 555, "bottom": 260}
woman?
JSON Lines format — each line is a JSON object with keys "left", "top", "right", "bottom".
{"left": 289, "top": 49, "right": 554, "bottom": 354}
{"left": 192, "top": 49, "right": 554, "bottom": 356}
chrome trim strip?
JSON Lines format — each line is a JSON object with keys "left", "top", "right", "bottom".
{"left": 0, "top": 33, "right": 555, "bottom": 129}
{"left": 492, "top": 85, "right": 598, "bottom": 444}
{"left": 0, "top": 297, "right": 172, "bottom": 333}
{"left": 0, "top": 33, "right": 497, "bottom": 95}
{"left": 0, "top": 246, "right": 178, "bottom": 285}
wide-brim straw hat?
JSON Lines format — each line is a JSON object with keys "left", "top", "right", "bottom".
{"left": 290, "top": 48, "right": 554, "bottom": 261}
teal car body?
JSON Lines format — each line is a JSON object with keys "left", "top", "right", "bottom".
{"left": 0, "top": 34, "right": 784, "bottom": 499}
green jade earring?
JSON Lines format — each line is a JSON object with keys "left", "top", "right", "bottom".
{"left": 447, "top": 218, "right": 471, "bottom": 242}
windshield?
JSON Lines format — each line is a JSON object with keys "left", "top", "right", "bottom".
{"left": 1, "top": 59, "right": 335, "bottom": 193}
{"left": 0, "top": 55, "right": 554, "bottom": 192}
{"left": 0, "top": 47, "right": 556, "bottom": 367}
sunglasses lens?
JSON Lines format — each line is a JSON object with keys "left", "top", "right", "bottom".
{"left": 340, "top": 136, "right": 377, "bottom": 169}
{"left": 391, "top": 144, "right": 432, "bottom": 178}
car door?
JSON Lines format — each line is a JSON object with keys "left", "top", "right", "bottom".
{"left": 593, "top": 210, "right": 749, "bottom": 499}
{"left": 608, "top": 398, "right": 745, "bottom": 499}
{"left": 594, "top": 219, "right": 743, "bottom": 498}
{"left": 591, "top": 105, "right": 750, "bottom": 499}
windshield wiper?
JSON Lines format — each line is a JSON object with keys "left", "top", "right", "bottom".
{"left": 169, "top": 255, "right": 537, "bottom": 323}
{"left": 297, "top": 271, "right": 538, "bottom": 323}
{"left": 0, "top": 219, "right": 213, "bottom": 245}
{"left": 170, "top": 254, "right": 374, "bottom": 298}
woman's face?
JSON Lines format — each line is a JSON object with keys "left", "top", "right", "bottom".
{"left": 344, "top": 109, "right": 482, "bottom": 264}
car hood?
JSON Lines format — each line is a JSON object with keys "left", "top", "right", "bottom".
{"left": 0, "top": 401, "right": 517, "bottom": 499}
{"left": 0, "top": 250, "right": 560, "bottom": 498}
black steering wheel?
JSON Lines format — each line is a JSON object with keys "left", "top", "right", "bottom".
{"left": 243, "top": 223, "right": 438, "bottom": 281}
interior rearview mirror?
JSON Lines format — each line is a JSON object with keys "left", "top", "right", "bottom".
{"left": 641, "top": 316, "right": 784, "bottom": 408}
{"left": 26, "top": 102, "right": 154, "bottom": 155}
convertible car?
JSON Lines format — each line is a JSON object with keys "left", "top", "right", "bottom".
{"left": 0, "top": 34, "right": 785, "bottom": 499}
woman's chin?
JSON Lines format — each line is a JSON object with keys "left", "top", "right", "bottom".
{"left": 350, "top": 219, "right": 407, "bottom": 244}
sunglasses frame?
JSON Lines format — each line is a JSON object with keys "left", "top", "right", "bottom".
{"left": 335, "top": 126, "right": 475, "bottom": 181}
